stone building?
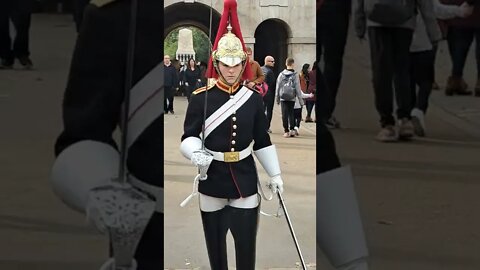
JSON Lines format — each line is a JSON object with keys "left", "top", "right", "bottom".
{"left": 165, "top": 0, "right": 316, "bottom": 76}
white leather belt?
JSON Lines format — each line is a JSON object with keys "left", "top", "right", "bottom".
{"left": 129, "top": 175, "right": 164, "bottom": 213}
{"left": 206, "top": 146, "right": 252, "bottom": 163}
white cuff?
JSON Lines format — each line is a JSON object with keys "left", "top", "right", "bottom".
{"left": 254, "top": 144, "right": 281, "bottom": 177}
{"left": 50, "top": 140, "right": 119, "bottom": 213}
{"left": 180, "top": 137, "right": 202, "bottom": 160}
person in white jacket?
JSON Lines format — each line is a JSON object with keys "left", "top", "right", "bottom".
{"left": 410, "top": 0, "right": 473, "bottom": 136}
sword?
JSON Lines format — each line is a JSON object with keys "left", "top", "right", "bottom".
{"left": 88, "top": 0, "right": 156, "bottom": 269}
{"left": 277, "top": 191, "right": 308, "bottom": 270}
{"left": 201, "top": 0, "right": 214, "bottom": 151}
{"left": 180, "top": 0, "right": 215, "bottom": 207}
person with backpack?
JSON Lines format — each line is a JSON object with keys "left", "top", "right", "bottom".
{"left": 354, "top": 0, "right": 442, "bottom": 142}
{"left": 276, "top": 58, "right": 313, "bottom": 138}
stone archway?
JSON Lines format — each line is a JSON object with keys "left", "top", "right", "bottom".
{"left": 164, "top": 2, "right": 221, "bottom": 43}
{"left": 254, "top": 19, "right": 291, "bottom": 77}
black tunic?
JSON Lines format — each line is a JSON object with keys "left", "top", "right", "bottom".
{"left": 54, "top": 0, "right": 163, "bottom": 190}
{"left": 53, "top": 1, "right": 163, "bottom": 267}
{"left": 182, "top": 81, "right": 272, "bottom": 198}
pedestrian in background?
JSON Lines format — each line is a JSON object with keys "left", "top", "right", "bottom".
{"left": 292, "top": 63, "right": 311, "bottom": 136}
{"left": 164, "top": 54, "right": 178, "bottom": 114}
{"left": 184, "top": 57, "right": 201, "bottom": 101}
{"left": 0, "top": 0, "right": 34, "bottom": 69}
{"left": 410, "top": 0, "right": 473, "bottom": 137}
{"left": 261, "top": 55, "right": 276, "bottom": 133}
{"left": 354, "top": 0, "right": 442, "bottom": 142}
{"left": 318, "top": 0, "right": 351, "bottom": 129}
{"left": 442, "top": 0, "right": 479, "bottom": 96}
{"left": 245, "top": 47, "right": 265, "bottom": 88}
{"left": 72, "top": 0, "right": 91, "bottom": 32}
{"left": 305, "top": 60, "right": 317, "bottom": 122}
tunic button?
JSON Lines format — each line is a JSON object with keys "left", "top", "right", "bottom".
{"left": 233, "top": 125, "right": 237, "bottom": 129}
{"left": 232, "top": 132, "right": 237, "bottom": 137}
{"left": 231, "top": 148, "right": 235, "bottom": 152}
{"left": 231, "top": 140, "right": 236, "bottom": 145}
{"left": 230, "top": 96, "right": 234, "bottom": 99}
{"left": 232, "top": 116, "right": 237, "bottom": 121}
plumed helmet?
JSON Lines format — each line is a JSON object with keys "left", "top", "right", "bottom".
{"left": 212, "top": 24, "right": 246, "bottom": 67}
{"left": 206, "top": 0, "right": 252, "bottom": 81}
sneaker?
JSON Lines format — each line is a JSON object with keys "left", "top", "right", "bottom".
{"left": 289, "top": 130, "right": 296, "bottom": 137}
{"left": 283, "top": 132, "right": 290, "bottom": 138}
{"left": 445, "top": 76, "right": 472, "bottom": 96}
{"left": 411, "top": 108, "right": 426, "bottom": 137}
{"left": 325, "top": 116, "right": 340, "bottom": 129}
{"left": 293, "top": 126, "right": 299, "bottom": 136}
{"left": 398, "top": 118, "right": 414, "bottom": 140}
{"left": 17, "top": 56, "right": 33, "bottom": 70}
{"left": 169, "top": 110, "right": 174, "bottom": 114}
{"left": 375, "top": 125, "right": 397, "bottom": 142}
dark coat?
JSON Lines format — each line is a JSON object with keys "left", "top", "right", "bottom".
{"left": 182, "top": 82, "right": 271, "bottom": 198}
{"left": 54, "top": 0, "right": 163, "bottom": 189}
{"left": 261, "top": 65, "right": 276, "bottom": 98}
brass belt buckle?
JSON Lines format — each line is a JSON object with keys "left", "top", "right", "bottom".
{"left": 224, "top": 151, "right": 240, "bottom": 162}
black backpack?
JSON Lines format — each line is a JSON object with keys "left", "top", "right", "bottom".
{"left": 366, "top": 0, "right": 416, "bottom": 25}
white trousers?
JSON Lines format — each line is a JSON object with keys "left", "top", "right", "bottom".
{"left": 199, "top": 193, "right": 259, "bottom": 212}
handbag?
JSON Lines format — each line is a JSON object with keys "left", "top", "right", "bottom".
{"left": 255, "top": 82, "right": 269, "bottom": 97}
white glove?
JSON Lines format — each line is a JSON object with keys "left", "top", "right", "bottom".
{"left": 268, "top": 175, "right": 284, "bottom": 194}
{"left": 185, "top": 82, "right": 189, "bottom": 86}
{"left": 191, "top": 150, "right": 213, "bottom": 166}
{"left": 190, "top": 150, "right": 213, "bottom": 180}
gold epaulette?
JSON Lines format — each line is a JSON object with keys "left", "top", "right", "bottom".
{"left": 193, "top": 79, "right": 216, "bottom": 95}
{"left": 91, "top": 0, "right": 117, "bottom": 7}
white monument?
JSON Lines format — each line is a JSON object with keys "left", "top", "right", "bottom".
{"left": 176, "top": 28, "right": 196, "bottom": 65}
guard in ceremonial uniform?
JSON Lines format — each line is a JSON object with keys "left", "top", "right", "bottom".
{"left": 180, "top": 0, "right": 284, "bottom": 269}
{"left": 50, "top": 0, "right": 163, "bottom": 269}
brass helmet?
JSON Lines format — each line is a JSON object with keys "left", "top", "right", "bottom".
{"left": 212, "top": 24, "right": 247, "bottom": 67}
{"left": 206, "top": 0, "right": 252, "bottom": 81}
